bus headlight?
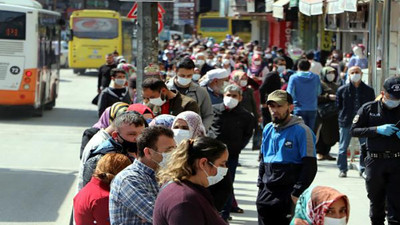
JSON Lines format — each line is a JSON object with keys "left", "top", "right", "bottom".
{"left": 23, "top": 84, "right": 30, "bottom": 90}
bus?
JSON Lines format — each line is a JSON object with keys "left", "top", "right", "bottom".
{"left": 0, "top": 0, "right": 61, "bottom": 116}
{"left": 197, "top": 12, "right": 252, "bottom": 43}
{"left": 68, "top": 10, "right": 134, "bottom": 74}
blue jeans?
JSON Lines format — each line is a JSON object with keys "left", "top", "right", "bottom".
{"left": 337, "top": 126, "right": 366, "bottom": 172}
{"left": 294, "top": 110, "right": 317, "bottom": 130}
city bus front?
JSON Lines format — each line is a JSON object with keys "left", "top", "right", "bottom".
{"left": 69, "top": 13, "right": 122, "bottom": 73}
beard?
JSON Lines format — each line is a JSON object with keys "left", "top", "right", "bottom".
{"left": 271, "top": 109, "right": 290, "bottom": 124}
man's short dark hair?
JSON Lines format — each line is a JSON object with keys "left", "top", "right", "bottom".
{"left": 111, "top": 68, "right": 126, "bottom": 77}
{"left": 141, "top": 78, "right": 167, "bottom": 92}
{"left": 305, "top": 50, "right": 315, "bottom": 60}
{"left": 137, "top": 126, "right": 174, "bottom": 157}
{"left": 298, "top": 59, "right": 311, "bottom": 71}
{"left": 273, "top": 57, "right": 286, "bottom": 65}
{"left": 176, "top": 57, "right": 195, "bottom": 70}
{"left": 114, "top": 111, "right": 147, "bottom": 131}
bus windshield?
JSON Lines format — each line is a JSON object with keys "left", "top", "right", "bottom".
{"left": 232, "top": 20, "right": 251, "bottom": 34}
{"left": 200, "top": 18, "right": 228, "bottom": 32}
{"left": 72, "top": 17, "right": 118, "bottom": 39}
{"left": 0, "top": 10, "right": 26, "bottom": 40}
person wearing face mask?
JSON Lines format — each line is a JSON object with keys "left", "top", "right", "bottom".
{"left": 291, "top": 186, "right": 350, "bottom": 225}
{"left": 171, "top": 111, "right": 206, "bottom": 144}
{"left": 166, "top": 58, "right": 214, "bottom": 130}
{"left": 336, "top": 66, "right": 375, "bottom": 178}
{"left": 82, "top": 111, "right": 147, "bottom": 188}
{"left": 257, "top": 90, "right": 317, "bottom": 225}
{"left": 109, "top": 126, "right": 176, "bottom": 225}
{"left": 346, "top": 45, "right": 368, "bottom": 70}
{"left": 142, "top": 78, "right": 199, "bottom": 116}
{"left": 221, "top": 55, "right": 233, "bottom": 74}
{"left": 153, "top": 137, "right": 229, "bottom": 225}
{"left": 314, "top": 67, "right": 340, "bottom": 161}
{"left": 192, "top": 67, "right": 202, "bottom": 83}
{"left": 351, "top": 76, "right": 400, "bottom": 225}
{"left": 231, "top": 70, "right": 262, "bottom": 150}
{"left": 199, "top": 68, "right": 230, "bottom": 105}
{"left": 195, "top": 52, "right": 214, "bottom": 76}
{"left": 277, "top": 48, "right": 294, "bottom": 70}
{"left": 259, "top": 57, "right": 285, "bottom": 126}
{"left": 209, "top": 84, "right": 255, "bottom": 221}
{"left": 97, "top": 69, "right": 131, "bottom": 117}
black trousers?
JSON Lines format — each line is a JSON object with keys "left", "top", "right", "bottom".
{"left": 256, "top": 184, "right": 293, "bottom": 225}
{"left": 365, "top": 156, "right": 400, "bottom": 225}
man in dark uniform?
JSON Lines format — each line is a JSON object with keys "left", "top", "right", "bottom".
{"left": 351, "top": 76, "right": 400, "bottom": 225}
{"left": 97, "top": 53, "right": 117, "bottom": 93}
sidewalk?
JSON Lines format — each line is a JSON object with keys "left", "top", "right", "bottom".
{"left": 229, "top": 143, "right": 371, "bottom": 225}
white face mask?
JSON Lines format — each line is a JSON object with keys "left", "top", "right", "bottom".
{"left": 192, "top": 74, "right": 201, "bottom": 81}
{"left": 384, "top": 97, "right": 400, "bottom": 109}
{"left": 254, "top": 60, "right": 261, "bottom": 66}
{"left": 149, "top": 94, "right": 166, "bottom": 106}
{"left": 203, "top": 162, "right": 228, "bottom": 186}
{"left": 277, "top": 65, "right": 286, "bottom": 73}
{"left": 326, "top": 73, "right": 336, "bottom": 82}
{"left": 114, "top": 78, "right": 126, "bottom": 86}
{"left": 206, "top": 59, "right": 213, "bottom": 65}
{"left": 177, "top": 76, "right": 192, "bottom": 86}
{"left": 350, "top": 73, "right": 361, "bottom": 83}
{"left": 222, "top": 59, "right": 230, "bottom": 65}
{"left": 196, "top": 60, "right": 205, "bottom": 66}
{"left": 223, "top": 96, "right": 239, "bottom": 109}
{"left": 265, "top": 53, "right": 273, "bottom": 59}
{"left": 324, "top": 216, "right": 347, "bottom": 225}
{"left": 239, "top": 80, "right": 248, "bottom": 87}
{"left": 173, "top": 129, "right": 191, "bottom": 145}
{"left": 150, "top": 149, "right": 171, "bottom": 169}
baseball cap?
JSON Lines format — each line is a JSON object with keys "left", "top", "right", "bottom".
{"left": 267, "top": 90, "right": 293, "bottom": 105}
{"left": 383, "top": 76, "right": 400, "bottom": 99}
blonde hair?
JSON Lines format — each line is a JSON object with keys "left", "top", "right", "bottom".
{"left": 93, "top": 153, "right": 131, "bottom": 184}
{"left": 157, "top": 137, "right": 227, "bottom": 185}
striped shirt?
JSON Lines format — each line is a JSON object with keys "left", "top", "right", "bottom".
{"left": 109, "top": 160, "right": 159, "bottom": 225}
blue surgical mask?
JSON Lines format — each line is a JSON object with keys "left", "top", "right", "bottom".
{"left": 384, "top": 97, "right": 400, "bottom": 109}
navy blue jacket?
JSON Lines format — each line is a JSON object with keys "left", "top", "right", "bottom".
{"left": 336, "top": 81, "right": 375, "bottom": 127}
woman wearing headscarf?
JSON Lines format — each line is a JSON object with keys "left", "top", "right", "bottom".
{"left": 171, "top": 111, "right": 206, "bottom": 144}
{"left": 149, "top": 114, "right": 176, "bottom": 129}
{"left": 291, "top": 186, "right": 350, "bottom": 225}
{"left": 153, "top": 137, "right": 229, "bottom": 225}
{"left": 74, "top": 153, "right": 131, "bottom": 225}
{"left": 314, "top": 67, "right": 340, "bottom": 161}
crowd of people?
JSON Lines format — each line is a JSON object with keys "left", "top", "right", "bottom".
{"left": 73, "top": 35, "right": 400, "bottom": 225}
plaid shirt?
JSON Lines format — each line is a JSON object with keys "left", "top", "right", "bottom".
{"left": 109, "top": 160, "right": 159, "bottom": 225}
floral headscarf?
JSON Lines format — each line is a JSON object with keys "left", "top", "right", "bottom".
{"left": 291, "top": 186, "right": 350, "bottom": 225}
{"left": 172, "top": 111, "right": 206, "bottom": 138}
{"left": 149, "top": 114, "right": 176, "bottom": 128}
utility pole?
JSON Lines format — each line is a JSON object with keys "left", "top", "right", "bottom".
{"left": 135, "top": 2, "right": 158, "bottom": 103}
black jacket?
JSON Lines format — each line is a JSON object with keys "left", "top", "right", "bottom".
{"left": 259, "top": 71, "right": 282, "bottom": 104}
{"left": 351, "top": 100, "right": 400, "bottom": 153}
{"left": 200, "top": 63, "right": 214, "bottom": 76}
{"left": 97, "top": 64, "right": 117, "bottom": 90}
{"left": 209, "top": 103, "right": 255, "bottom": 157}
{"left": 97, "top": 87, "right": 131, "bottom": 117}
{"left": 336, "top": 81, "right": 375, "bottom": 127}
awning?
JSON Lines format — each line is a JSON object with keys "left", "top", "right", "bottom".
{"left": 326, "top": 0, "right": 359, "bottom": 14}
{"left": 273, "top": 0, "right": 290, "bottom": 19}
{"left": 266, "top": 0, "right": 274, "bottom": 12}
{"left": 299, "top": 0, "right": 323, "bottom": 16}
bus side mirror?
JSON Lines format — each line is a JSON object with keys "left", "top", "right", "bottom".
{"left": 70, "top": 29, "right": 73, "bottom": 41}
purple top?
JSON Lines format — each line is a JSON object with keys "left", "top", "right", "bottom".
{"left": 153, "top": 180, "right": 227, "bottom": 225}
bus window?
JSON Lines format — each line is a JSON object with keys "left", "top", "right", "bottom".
{"left": 200, "top": 18, "right": 228, "bottom": 32}
{"left": 0, "top": 10, "right": 26, "bottom": 40}
{"left": 72, "top": 17, "right": 118, "bottom": 39}
{"left": 232, "top": 20, "right": 251, "bottom": 34}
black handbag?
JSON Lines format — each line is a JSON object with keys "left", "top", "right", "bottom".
{"left": 317, "top": 101, "right": 338, "bottom": 119}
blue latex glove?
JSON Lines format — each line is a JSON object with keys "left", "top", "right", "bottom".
{"left": 396, "top": 131, "right": 400, "bottom": 139}
{"left": 376, "top": 124, "right": 399, "bottom": 136}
